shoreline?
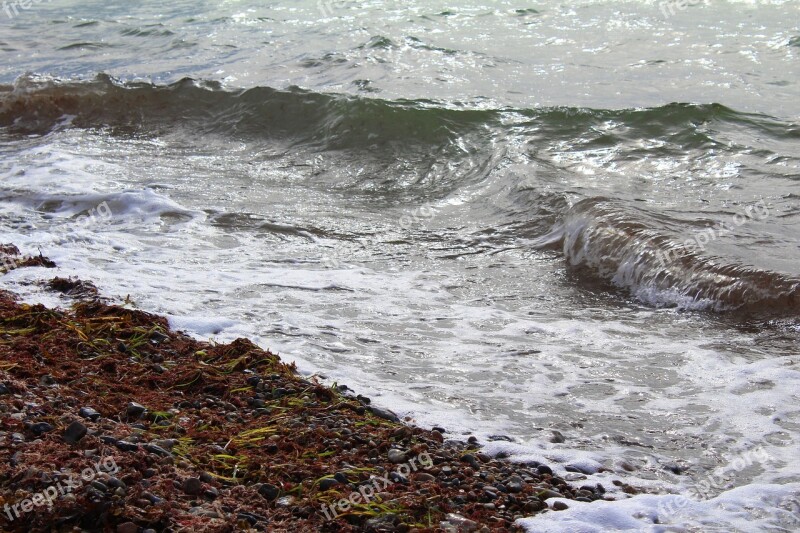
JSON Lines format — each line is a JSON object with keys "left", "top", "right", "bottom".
{"left": 0, "top": 244, "right": 616, "bottom": 532}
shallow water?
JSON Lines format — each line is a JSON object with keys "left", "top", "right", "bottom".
{"left": 1, "top": 1, "right": 799, "bottom": 530}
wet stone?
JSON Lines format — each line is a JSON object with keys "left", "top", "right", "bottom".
{"left": 28, "top": 422, "right": 54, "bottom": 436}
{"left": 319, "top": 478, "right": 339, "bottom": 491}
{"left": 258, "top": 483, "right": 280, "bottom": 501}
{"left": 183, "top": 477, "right": 203, "bottom": 496}
{"left": 116, "top": 522, "right": 138, "bottom": 533}
{"left": 79, "top": 407, "right": 101, "bottom": 421}
{"left": 126, "top": 402, "right": 146, "bottom": 418}
{"left": 388, "top": 449, "right": 407, "bottom": 464}
{"left": 63, "top": 421, "right": 87, "bottom": 444}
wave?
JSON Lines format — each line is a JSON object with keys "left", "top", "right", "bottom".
{"left": 547, "top": 198, "right": 799, "bottom": 313}
{"left": 1, "top": 74, "right": 794, "bottom": 149}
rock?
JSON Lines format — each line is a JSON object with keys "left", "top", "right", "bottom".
{"left": 150, "top": 331, "right": 169, "bottom": 344}
{"left": 445, "top": 513, "right": 478, "bottom": 532}
{"left": 0, "top": 383, "right": 10, "bottom": 395}
{"left": 430, "top": 430, "right": 444, "bottom": 443}
{"left": 258, "top": 483, "right": 280, "bottom": 501}
{"left": 126, "top": 402, "right": 146, "bottom": 418}
{"left": 27, "top": 422, "right": 54, "bottom": 436}
{"left": 368, "top": 406, "right": 400, "bottom": 422}
{"left": 143, "top": 444, "right": 171, "bottom": 457}
{"left": 79, "top": 407, "right": 101, "bottom": 421}
{"left": 388, "top": 449, "right": 407, "bottom": 464}
{"left": 550, "top": 430, "right": 566, "bottom": 443}
{"left": 461, "top": 454, "right": 480, "bottom": 469}
{"left": 115, "top": 440, "right": 139, "bottom": 452}
{"left": 566, "top": 464, "right": 594, "bottom": 475}
{"left": 467, "top": 436, "right": 478, "bottom": 444}
{"left": 413, "top": 472, "right": 436, "bottom": 483}
{"left": 183, "top": 477, "right": 203, "bottom": 496}
{"left": 537, "top": 489, "right": 564, "bottom": 500}
{"left": 108, "top": 477, "right": 126, "bottom": 489}
{"left": 536, "top": 464, "right": 553, "bottom": 476}
{"left": 319, "top": 478, "right": 339, "bottom": 491}
{"left": 552, "top": 501, "right": 570, "bottom": 511}
{"left": 334, "top": 472, "right": 348, "bottom": 483}
{"left": 506, "top": 476, "right": 525, "bottom": 493}
{"left": 523, "top": 499, "right": 547, "bottom": 512}
{"left": 63, "top": 421, "right": 87, "bottom": 444}
{"left": 117, "top": 522, "right": 138, "bottom": 533}
{"left": 39, "top": 374, "right": 56, "bottom": 386}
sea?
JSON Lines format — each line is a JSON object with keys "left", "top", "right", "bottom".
{"left": 1, "top": 1, "right": 799, "bottom": 531}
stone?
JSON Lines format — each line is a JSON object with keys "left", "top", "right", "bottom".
{"left": 63, "top": 421, "right": 87, "bottom": 444}
{"left": 183, "top": 477, "right": 203, "bottom": 496}
{"left": 461, "top": 454, "right": 480, "bottom": 469}
{"left": 550, "top": 430, "right": 566, "bottom": 443}
{"left": 388, "top": 449, "right": 407, "bottom": 464}
{"left": 319, "top": 478, "right": 339, "bottom": 491}
{"left": 28, "top": 422, "right": 54, "bottom": 436}
{"left": 116, "top": 522, "right": 138, "bottom": 533}
{"left": 445, "top": 513, "right": 478, "bottom": 532}
{"left": 79, "top": 407, "right": 101, "bottom": 421}
{"left": 126, "top": 402, "right": 146, "bottom": 418}
{"left": 143, "top": 444, "right": 171, "bottom": 457}
{"left": 258, "top": 483, "right": 280, "bottom": 501}
{"left": 368, "top": 406, "right": 400, "bottom": 422}
{"left": 552, "top": 501, "right": 570, "bottom": 511}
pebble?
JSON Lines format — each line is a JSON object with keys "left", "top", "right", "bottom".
{"left": 319, "top": 478, "right": 339, "bottom": 491}
{"left": 115, "top": 440, "right": 139, "bottom": 452}
{"left": 143, "top": 444, "right": 171, "bottom": 457}
{"left": 258, "top": 483, "right": 280, "bottom": 501}
{"left": 550, "top": 430, "right": 566, "bottom": 443}
{"left": 79, "top": 407, "right": 101, "bottom": 421}
{"left": 538, "top": 489, "right": 564, "bottom": 500}
{"left": 445, "top": 513, "right": 478, "bottom": 532}
{"left": 461, "top": 454, "right": 480, "bottom": 469}
{"left": 524, "top": 499, "right": 547, "bottom": 513}
{"left": 126, "top": 402, "right": 146, "bottom": 418}
{"left": 388, "top": 449, "right": 407, "bottom": 464}
{"left": 116, "top": 522, "right": 138, "bottom": 533}
{"left": 368, "top": 406, "right": 400, "bottom": 422}
{"left": 28, "top": 422, "right": 54, "bottom": 436}
{"left": 183, "top": 477, "right": 203, "bottom": 496}
{"left": 536, "top": 464, "right": 553, "bottom": 476}
{"left": 0, "top": 383, "right": 9, "bottom": 395}
{"left": 552, "top": 501, "right": 570, "bottom": 511}
{"left": 63, "top": 421, "right": 87, "bottom": 444}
